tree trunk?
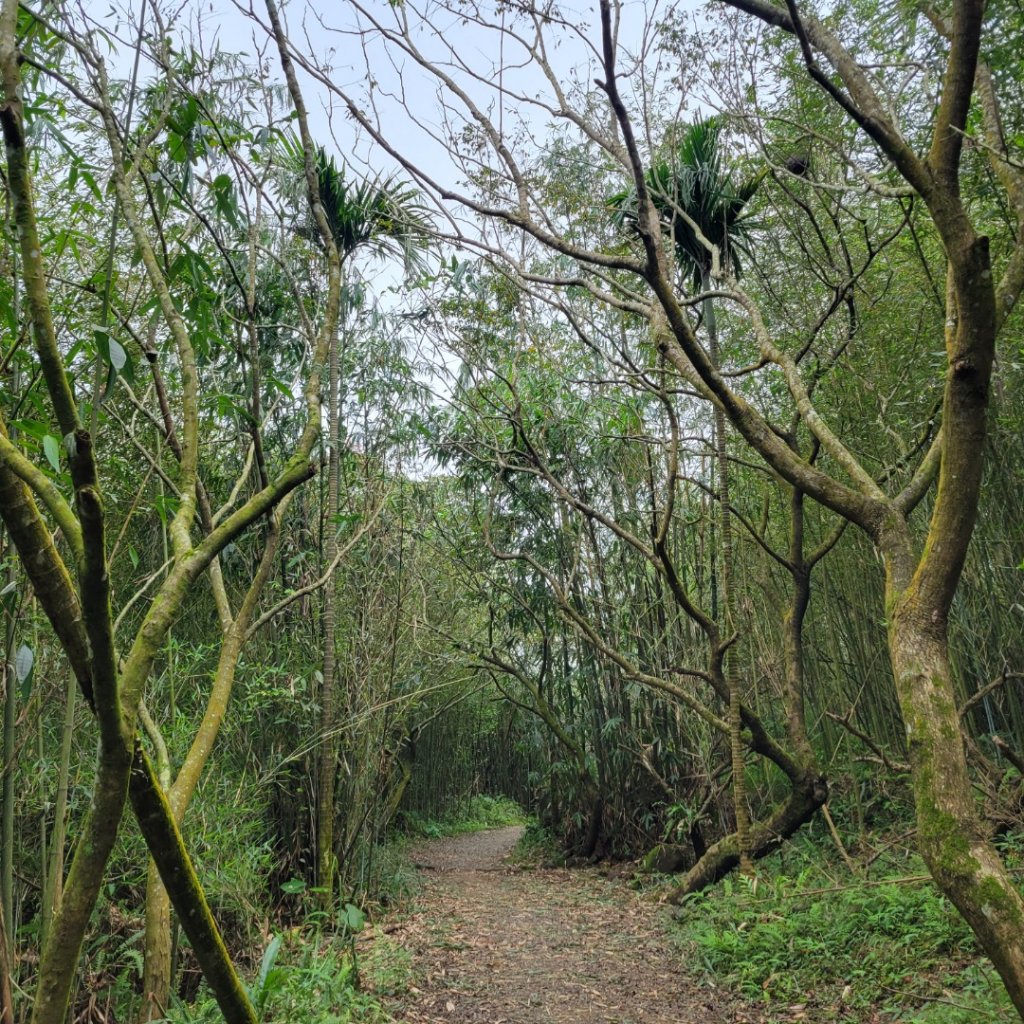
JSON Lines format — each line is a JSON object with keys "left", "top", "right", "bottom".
{"left": 128, "top": 748, "right": 258, "bottom": 1024}
{"left": 140, "top": 866, "right": 173, "bottom": 1020}
{"left": 670, "top": 480, "right": 828, "bottom": 898}
{"left": 0, "top": 896, "right": 13, "bottom": 1024}
{"left": 581, "top": 794, "right": 604, "bottom": 859}
{"left": 317, "top": 301, "right": 343, "bottom": 906}
{"left": 31, "top": 751, "right": 131, "bottom": 1024}
{"left": 889, "top": 598, "right": 1024, "bottom": 1015}
{"left": 40, "top": 671, "right": 76, "bottom": 945}
{"left": 671, "top": 768, "right": 827, "bottom": 895}
{"left": 139, "top": 508, "right": 286, "bottom": 1021}
{"left": 1, "top": 594, "right": 14, "bottom": 953}
{"left": 703, "top": 273, "right": 752, "bottom": 874}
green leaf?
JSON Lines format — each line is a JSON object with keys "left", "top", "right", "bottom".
{"left": 93, "top": 328, "right": 133, "bottom": 401}
{"left": 280, "top": 877, "right": 306, "bottom": 895}
{"left": 42, "top": 434, "right": 60, "bottom": 471}
{"left": 257, "top": 933, "right": 283, "bottom": 986}
{"left": 15, "top": 643, "right": 34, "bottom": 700}
{"left": 107, "top": 337, "right": 127, "bottom": 371}
{"left": 342, "top": 902, "right": 366, "bottom": 932}
{"left": 11, "top": 418, "right": 48, "bottom": 442}
{"left": 210, "top": 173, "right": 239, "bottom": 227}
{"left": 253, "top": 934, "right": 285, "bottom": 1011}
{"left": 15, "top": 643, "right": 33, "bottom": 682}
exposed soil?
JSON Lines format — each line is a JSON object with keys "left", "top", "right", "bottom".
{"left": 374, "top": 827, "right": 772, "bottom": 1024}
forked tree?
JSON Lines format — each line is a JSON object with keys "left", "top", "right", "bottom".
{"left": 0, "top": 1, "right": 342, "bottom": 1020}
{"left": 265, "top": 0, "right": 1024, "bottom": 1010}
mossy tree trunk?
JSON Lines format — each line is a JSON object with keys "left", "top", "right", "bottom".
{"left": 888, "top": 601, "right": 1024, "bottom": 1010}
{"left": 598, "top": 0, "right": 1024, "bottom": 1000}
{"left": 139, "top": 506, "right": 289, "bottom": 1020}
{"left": 0, "top": 0, "right": 341, "bottom": 1016}
{"left": 876, "top": 232, "right": 1024, "bottom": 1013}
{"left": 317, "top": 310, "right": 342, "bottom": 907}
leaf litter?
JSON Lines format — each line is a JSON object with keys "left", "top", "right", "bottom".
{"left": 368, "top": 826, "right": 798, "bottom": 1023}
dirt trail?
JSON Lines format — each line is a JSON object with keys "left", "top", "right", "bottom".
{"left": 378, "top": 827, "right": 753, "bottom": 1024}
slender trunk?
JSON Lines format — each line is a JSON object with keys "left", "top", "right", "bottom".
{"left": 0, "top": 269, "right": 16, "bottom": 956}
{"left": 0, "top": 896, "right": 13, "bottom": 1024}
{"left": 37, "top": 713, "right": 47, "bottom": 944}
{"left": 0, "top": 224, "right": 14, "bottom": 1024}
{"left": 138, "top": 709, "right": 174, "bottom": 1022}
{"left": 382, "top": 750, "right": 413, "bottom": 826}
{"left": 317, "top": 296, "right": 343, "bottom": 906}
{"left": 1, "top": 591, "right": 14, "bottom": 951}
{"left": 782, "top": 485, "right": 821, "bottom": 772}
{"left": 703, "top": 273, "right": 751, "bottom": 873}
{"left": 140, "top": 865, "right": 173, "bottom": 1021}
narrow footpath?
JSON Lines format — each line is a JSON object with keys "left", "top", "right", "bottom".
{"left": 377, "top": 826, "right": 756, "bottom": 1024}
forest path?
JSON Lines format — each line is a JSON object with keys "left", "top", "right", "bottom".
{"left": 377, "top": 827, "right": 754, "bottom": 1024}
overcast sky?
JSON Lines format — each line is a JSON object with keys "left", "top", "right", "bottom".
{"left": 99, "top": 0, "right": 705, "bottom": 199}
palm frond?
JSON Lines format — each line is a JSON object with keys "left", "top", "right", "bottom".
{"left": 609, "top": 115, "right": 757, "bottom": 289}
{"left": 283, "top": 133, "right": 432, "bottom": 271}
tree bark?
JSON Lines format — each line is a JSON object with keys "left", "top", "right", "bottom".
{"left": 670, "top": 768, "right": 827, "bottom": 896}
{"left": 317, "top": 304, "right": 342, "bottom": 906}
{"left": 139, "top": 505, "right": 287, "bottom": 1020}
{"left": 0, "top": 897, "right": 13, "bottom": 1024}
{"left": 703, "top": 272, "right": 752, "bottom": 876}
{"left": 140, "top": 865, "right": 173, "bottom": 1022}
{"left": 128, "top": 749, "right": 258, "bottom": 1024}
{"left": 40, "top": 672, "right": 76, "bottom": 945}
{"left": 887, "top": 591, "right": 1024, "bottom": 1015}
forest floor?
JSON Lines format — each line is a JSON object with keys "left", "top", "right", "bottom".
{"left": 369, "top": 826, "right": 797, "bottom": 1024}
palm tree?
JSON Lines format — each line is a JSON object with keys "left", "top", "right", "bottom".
{"left": 612, "top": 117, "right": 800, "bottom": 874}
{"left": 611, "top": 115, "right": 806, "bottom": 286}
{"left": 297, "top": 143, "right": 430, "bottom": 907}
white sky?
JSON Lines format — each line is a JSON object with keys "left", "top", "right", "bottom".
{"left": 100, "top": 0, "right": 705, "bottom": 203}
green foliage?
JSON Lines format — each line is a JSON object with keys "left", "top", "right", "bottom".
{"left": 281, "top": 133, "right": 431, "bottom": 271}
{"left": 901, "top": 962, "right": 1015, "bottom": 1022}
{"left": 399, "top": 794, "right": 527, "bottom": 838}
{"left": 609, "top": 115, "right": 760, "bottom": 287}
{"left": 673, "top": 837, "right": 1016, "bottom": 1019}
{"left": 166, "top": 929, "right": 407, "bottom": 1024}
{"left": 5, "top": 1, "right": 1024, "bottom": 1017}
{"left": 509, "top": 820, "right": 563, "bottom": 867}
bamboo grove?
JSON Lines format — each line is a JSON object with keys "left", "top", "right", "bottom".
{"left": 1, "top": 0, "right": 1023, "bottom": 1020}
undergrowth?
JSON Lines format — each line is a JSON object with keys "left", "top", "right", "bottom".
{"left": 671, "top": 830, "right": 1017, "bottom": 1022}
{"left": 397, "top": 793, "right": 526, "bottom": 838}
{"left": 164, "top": 927, "right": 409, "bottom": 1023}
{"left": 509, "top": 819, "right": 564, "bottom": 867}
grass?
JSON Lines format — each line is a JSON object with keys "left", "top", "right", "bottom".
{"left": 163, "top": 926, "right": 410, "bottom": 1023}
{"left": 669, "top": 830, "right": 1017, "bottom": 1022}
{"left": 509, "top": 819, "right": 565, "bottom": 867}
{"left": 397, "top": 794, "right": 527, "bottom": 839}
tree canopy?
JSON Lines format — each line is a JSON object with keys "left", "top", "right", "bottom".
{"left": 1, "top": 0, "right": 1024, "bottom": 1020}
